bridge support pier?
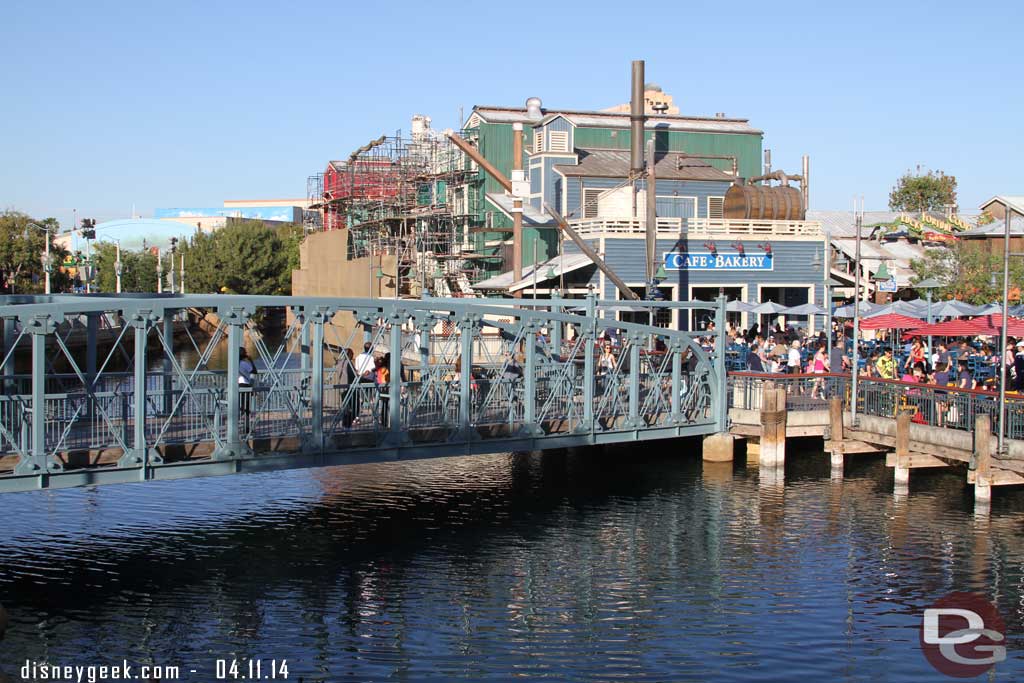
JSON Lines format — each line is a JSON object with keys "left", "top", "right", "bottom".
{"left": 759, "top": 384, "right": 787, "bottom": 468}
{"left": 893, "top": 410, "right": 911, "bottom": 493}
{"left": 973, "top": 414, "right": 993, "bottom": 503}
{"left": 828, "top": 397, "right": 844, "bottom": 476}
{"left": 703, "top": 433, "right": 735, "bottom": 462}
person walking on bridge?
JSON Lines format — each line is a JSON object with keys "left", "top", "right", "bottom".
{"left": 238, "top": 348, "right": 257, "bottom": 437}
{"left": 354, "top": 342, "right": 376, "bottom": 424}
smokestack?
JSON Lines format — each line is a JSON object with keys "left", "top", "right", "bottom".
{"left": 763, "top": 149, "right": 772, "bottom": 186}
{"left": 801, "top": 154, "right": 810, "bottom": 211}
{"left": 630, "top": 60, "right": 645, "bottom": 176}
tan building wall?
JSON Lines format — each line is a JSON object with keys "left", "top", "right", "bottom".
{"left": 291, "top": 229, "right": 399, "bottom": 353}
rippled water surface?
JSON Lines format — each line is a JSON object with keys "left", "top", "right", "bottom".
{"left": 2, "top": 442, "right": 1024, "bottom": 681}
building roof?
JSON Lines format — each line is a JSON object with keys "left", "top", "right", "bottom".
{"left": 554, "top": 148, "right": 734, "bottom": 182}
{"left": 832, "top": 238, "right": 925, "bottom": 287}
{"left": 958, "top": 216, "right": 1024, "bottom": 237}
{"left": 981, "top": 195, "right": 1024, "bottom": 216}
{"left": 473, "top": 253, "right": 595, "bottom": 292}
{"left": 471, "top": 105, "right": 761, "bottom": 135}
{"left": 808, "top": 211, "right": 905, "bottom": 237}
{"left": 485, "top": 193, "right": 557, "bottom": 226}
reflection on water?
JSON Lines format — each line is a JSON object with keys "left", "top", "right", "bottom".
{"left": 1, "top": 443, "right": 1023, "bottom": 681}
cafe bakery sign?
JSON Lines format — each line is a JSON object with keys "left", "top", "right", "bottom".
{"left": 663, "top": 252, "right": 774, "bottom": 271}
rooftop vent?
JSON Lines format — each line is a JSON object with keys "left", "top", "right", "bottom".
{"left": 525, "top": 97, "right": 543, "bottom": 119}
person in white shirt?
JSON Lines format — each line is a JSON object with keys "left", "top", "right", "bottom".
{"left": 238, "top": 348, "right": 257, "bottom": 435}
{"left": 353, "top": 342, "right": 377, "bottom": 425}
{"left": 787, "top": 340, "right": 802, "bottom": 374}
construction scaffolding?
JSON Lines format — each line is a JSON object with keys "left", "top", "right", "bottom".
{"left": 306, "top": 118, "right": 491, "bottom": 298}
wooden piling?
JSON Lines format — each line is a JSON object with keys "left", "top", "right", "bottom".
{"left": 760, "top": 384, "right": 787, "bottom": 467}
{"left": 828, "top": 396, "right": 844, "bottom": 470}
{"left": 974, "top": 414, "right": 992, "bottom": 502}
{"left": 894, "top": 410, "right": 911, "bottom": 489}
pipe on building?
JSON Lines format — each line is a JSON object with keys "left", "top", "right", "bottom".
{"left": 802, "top": 154, "right": 810, "bottom": 212}
{"left": 446, "top": 133, "right": 512, "bottom": 192}
{"left": 512, "top": 122, "right": 524, "bottom": 290}
{"left": 630, "top": 60, "right": 645, "bottom": 176}
{"left": 677, "top": 153, "right": 739, "bottom": 177}
{"left": 645, "top": 137, "right": 657, "bottom": 288}
{"left": 347, "top": 135, "right": 388, "bottom": 163}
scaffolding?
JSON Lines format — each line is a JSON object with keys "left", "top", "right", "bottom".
{"left": 306, "top": 120, "right": 487, "bottom": 298}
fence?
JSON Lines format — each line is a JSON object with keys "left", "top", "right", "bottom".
{"left": 727, "top": 371, "right": 1024, "bottom": 440}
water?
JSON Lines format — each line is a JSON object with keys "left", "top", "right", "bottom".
{"left": 2, "top": 444, "right": 1023, "bottom": 681}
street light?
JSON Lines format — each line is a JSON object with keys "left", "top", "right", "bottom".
{"left": 24, "top": 222, "right": 54, "bottom": 294}
{"left": 99, "top": 237, "right": 123, "bottom": 293}
{"left": 915, "top": 277, "right": 941, "bottom": 364}
{"left": 995, "top": 198, "right": 1024, "bottom": 456}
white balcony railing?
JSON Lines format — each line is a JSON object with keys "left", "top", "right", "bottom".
{"left": 568, "top": 216, "right": 823, "bottom": 239}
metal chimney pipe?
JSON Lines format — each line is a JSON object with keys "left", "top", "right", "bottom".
{"left": 801, "top": 154, "right": 810, "bottom": 211}
{"left": 763, "top": 149, "right": 772, "bottom": 185}
{"left": 630, "top": 60, "right": 645, "bottom": 176}
{"left": 646, "top": 137, "right": 657, "bottom": 288}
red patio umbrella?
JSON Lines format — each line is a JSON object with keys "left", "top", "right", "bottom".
{"left": 859, "top": 313, "right": 923, "bottom": 330}
{"left": 906, "top": 314, "right": 1024, "bottom": 338}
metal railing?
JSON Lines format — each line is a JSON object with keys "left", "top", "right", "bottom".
{"left": 568, "top": 216, "right": 823, "bottom": 239}
{"left": 727, "top": 371, "right": 1024, "bottom": 440}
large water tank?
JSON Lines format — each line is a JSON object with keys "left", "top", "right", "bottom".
{"left": 724, "top": 184, "right": 805, "bottom": 220}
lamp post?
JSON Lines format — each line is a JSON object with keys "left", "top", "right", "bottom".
{"left": 99, "top": 237, "right": 122, "bottom": 293}
{"left": 25, "top": 223, "right": 53, "bottom": 294}
{"left": 851, "top": 206, "right": 863, "bottom": 426}
{"left": 991, "top": 194, "right": 1024, "bottom": 456}
{"left": 915, "top": 277, "right": 941, "bottom": 365}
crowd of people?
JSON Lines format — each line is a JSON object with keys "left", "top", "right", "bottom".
{"left": 724, "top": 317, "right": 1024, "bottom": 395}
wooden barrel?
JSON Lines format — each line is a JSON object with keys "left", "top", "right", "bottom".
{"left": 724, "top": 184, "right": 805, "bottom": 220}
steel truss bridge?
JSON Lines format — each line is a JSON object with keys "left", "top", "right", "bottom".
{"left": 0, "top": 295, "right": 728, "bottom": 493}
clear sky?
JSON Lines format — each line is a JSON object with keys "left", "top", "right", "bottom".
{"left": 2, "top": 0, "right": 1021, "bottom": 228}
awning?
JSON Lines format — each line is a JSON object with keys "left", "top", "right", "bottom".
{"left": 484, "top": 193, "right": 558, "bottom": 228}
{"left": 859, "top": 313, "right": 923, "bottom": 330}
{"left": 906, "top": 315, "right": 1024, "bottom": 337}
{"left": 473, "top": 253, "right": 594, "bottom": 292}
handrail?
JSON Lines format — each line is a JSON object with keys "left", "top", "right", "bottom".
{"left": 568, "top": 216, "right": 823, "bottom": 238}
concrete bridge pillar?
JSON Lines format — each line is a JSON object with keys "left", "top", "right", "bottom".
{"left": 703, "top": 433, "right": 735, "bottom": 462}
{"left": 974, "top": 414, "right": 993, "bottom": 503}
{"left": 893, "top": 410, "right": 911, "bottom": 492}
{"left": 760, "top": 383, "right": 787, "bottom": 468}
{"left": 829, "top": 396, "right": 845, "bottom": 474}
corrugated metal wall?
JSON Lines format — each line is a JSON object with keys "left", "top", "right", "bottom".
{"left": 572, "top": 127, "right": 761, "bottom": 179}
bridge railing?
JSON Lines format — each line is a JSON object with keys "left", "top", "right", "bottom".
{"left": 0, "top": 294, "right": 730, "bottom": 491}
{"left": 727, "top": 371, "right": 1024, "bottom": 440}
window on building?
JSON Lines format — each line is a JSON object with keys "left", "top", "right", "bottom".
{"left": 583, "top": 188, "right": 603, "bottom": 219}
{"left": 549, "top": 131, "right": 569, "bottom": 153}
{"left": 708, "top": 196, "right": 725, "bottom": 219}
{"left": 534, "top": 130, "right": 544, "bottom": 153}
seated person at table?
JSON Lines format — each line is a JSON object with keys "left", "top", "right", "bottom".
{"left": 957, "top": 360, "right": 976, "bottom": 390}
{"left": 746, "top": 344, "right": 764, "bottom": 372}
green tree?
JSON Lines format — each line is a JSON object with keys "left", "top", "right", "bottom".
{"left": 176, "top": 220, "right": 298, "bottom": 295}
{"left": 889, "top": 168, "right": 957, "bottom": 213}
{"left": 93, "top": 243, "right": 159, "bottom": 293}
{"left": 910, "top": 243, "right": 1024, "bottom": 304}
{"left": 0, "top": 210, "right": 72, "bottom": 293}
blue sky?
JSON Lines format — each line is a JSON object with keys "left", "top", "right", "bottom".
{"left": 2, "top": 0, "right": 1020, "bottom": 228}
